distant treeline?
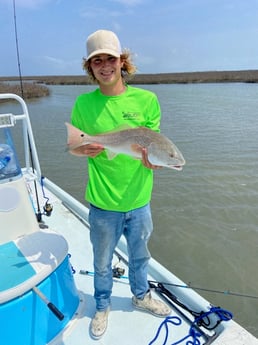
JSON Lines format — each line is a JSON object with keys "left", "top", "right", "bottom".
{"left": 1, "top": 69, "right": 258, "bottom": 85}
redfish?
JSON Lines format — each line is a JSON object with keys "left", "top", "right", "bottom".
{"left": 65, "top": 122, "right": 185, "bottom": 170}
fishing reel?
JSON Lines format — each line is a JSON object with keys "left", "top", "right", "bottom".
{"left": 43, "top": 202, "right": 53, "bottom": 216}
{"left": 79, "top": 267, "right": 125, "bottom": 279}
{"left": 112, "top": 267, "right": 125, "bottom": 278}
{"left": 36, "top": 202, "right": 53, "bottom": 223}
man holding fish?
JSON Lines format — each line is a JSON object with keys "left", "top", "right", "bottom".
{"left": 68, "top": 29, "right": 184, "bottom": 340}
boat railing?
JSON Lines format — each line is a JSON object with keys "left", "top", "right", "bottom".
{"left": 0, "top": 93, "right": 41, "bottom": 181}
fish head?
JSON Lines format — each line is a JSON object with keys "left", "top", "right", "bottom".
{"left": 148, "top": 140, "right": 185, "bottom": 170}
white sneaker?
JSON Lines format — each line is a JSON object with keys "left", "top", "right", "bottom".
{"left": 132, "top": 291, "right": 171, "bottom": 317}
{"left": 90, "top": 308, "right": 110, "bottom": 339}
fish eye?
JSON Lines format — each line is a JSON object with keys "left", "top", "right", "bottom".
{"left": 80, "top": 134, "right": 84, "bottom": 137}
{"left": 169, "top": 153, "right": 174, "bottom": 158}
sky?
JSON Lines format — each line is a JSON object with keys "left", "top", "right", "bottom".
{"left": 0, "top": 0, "right": 258, "bottom": 76}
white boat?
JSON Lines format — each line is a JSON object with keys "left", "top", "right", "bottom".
{"left": 0, "top": 92, "right": 257, "bottom": 345}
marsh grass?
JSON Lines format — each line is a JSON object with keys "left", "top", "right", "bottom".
{"left": 0, "top": 82, "right": 49, "bottom": 101}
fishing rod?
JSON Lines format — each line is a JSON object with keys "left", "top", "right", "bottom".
{"left": 113, "top": 248, "right": 258, "bottom": 300}
{"left": 64, "top": 201, "right": 258, "bottom": 302}
{"left": 78, "top": 238, "right": 258, "bottom": 301}
{"left": 12, "top": 0, "right": 40, "bottom": 220}
{"left": 82, "top": 270, "right": 258, "bottom": 300}
{"left": 13, "top": 0, "right": 24, "bottom": 97}
{"left": 148, "top": 280, "right": 258, "bottom": 300}
{"left": 12, "top": 0, "right": 52, "bottom": 221}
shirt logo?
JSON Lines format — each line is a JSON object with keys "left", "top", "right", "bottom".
{"left": 122, "top": 112, "right": 140, "bottom": 120}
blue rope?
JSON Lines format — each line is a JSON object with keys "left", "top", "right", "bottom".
{"left": 172, "top": 328, "right": 201, "bottom": 345}
{"left": 148, "top": 316, "right": 182, "bottom": 345}
{"left": 148, "top": 306, "right": 233, "bottom": 345}
{"left": 193, "top": 306, "right": 233, "bottom": 327}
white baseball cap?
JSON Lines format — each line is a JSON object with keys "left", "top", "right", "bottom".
{"left": 86, "top": 30, "right": 122, "bottom": 60}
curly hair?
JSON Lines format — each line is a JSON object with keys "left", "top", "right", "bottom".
{"left": 82, "top": 49, "right": 137, "bottom": 83}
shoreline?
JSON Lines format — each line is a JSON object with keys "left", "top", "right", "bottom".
{"left": 1, "top": 69, "right": 258, "bottom": 85}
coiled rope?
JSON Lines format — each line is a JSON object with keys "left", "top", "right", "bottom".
{"left": 148, "top": 306, "right": 233, "bottom": 345}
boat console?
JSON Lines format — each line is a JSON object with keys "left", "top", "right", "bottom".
{"left": 0, "top": 94, "right": 80, "bottom": 345}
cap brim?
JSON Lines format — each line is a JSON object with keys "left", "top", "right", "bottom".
{"left": 87, "top": 48, "right": 121, "bottom": 60}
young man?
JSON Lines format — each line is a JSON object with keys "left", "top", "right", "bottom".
{"left": 71, "top": 29, "right": 171, "bottom": 340}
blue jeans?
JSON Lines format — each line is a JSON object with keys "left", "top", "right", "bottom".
{"left": 89, "top": 203, "right": 153, "bottom": 311}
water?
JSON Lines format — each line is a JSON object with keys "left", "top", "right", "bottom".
{"left": 1, "top": 83, "right": 258, "bottom": 337}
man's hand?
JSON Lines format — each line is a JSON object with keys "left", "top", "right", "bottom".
{"left": 80, "top": 143, "right": 104, "bottom": 157}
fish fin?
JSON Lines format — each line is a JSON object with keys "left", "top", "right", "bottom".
{"left": 131, "top": 143, "right": 144, "bottom": 155}
{"left": 99, "top": 124, "right": 133, "bottom": 135}
{"left": 105, "top": 149, "right": 118, "bottom": 160}
{"left": 114, "top": 124, "right": 132, "bottom": 131}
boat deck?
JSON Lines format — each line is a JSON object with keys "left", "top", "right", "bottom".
{"left": 40, "top": 178, "right": 258, "bottom": 345}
